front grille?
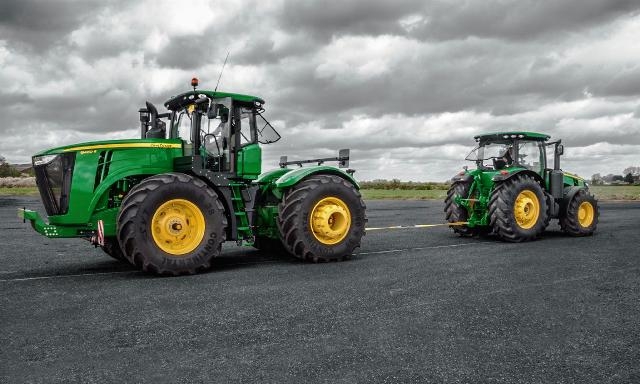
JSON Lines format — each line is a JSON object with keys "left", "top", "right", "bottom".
{"left": 34, "top": 153, "right": 75, "bottom": 215}
{"left": 94, "top": 150, "right": 114, "bottom": 190}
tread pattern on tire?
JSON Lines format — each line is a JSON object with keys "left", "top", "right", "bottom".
{"left": 444, "top": 181, "right": 476, "bottom": 236}
{"left": 277, "top": 175, "right": 366, "bottom": 262}
{"left": 101, "top": 237, "right": 126, "bottom": 261}
{"left": 488, "top": 174, "right": 548, "bottom": 242}
{"left": 560, "top": 188, "right": 598, "bottom": 236}
{"left": 117, "top": 172, "right": 227, "bottom": 275}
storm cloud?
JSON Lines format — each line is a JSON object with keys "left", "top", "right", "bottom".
{"left": 1, "top": 0, "right": 639, "bottom": 181}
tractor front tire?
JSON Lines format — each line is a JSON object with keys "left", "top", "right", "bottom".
{"left": 278, "top": 175, "right": 366, "bottom": 262}
{"left": 488, "top": 174, "right": 549, "bottom": 242}
{"left": 444, "top": 181, "right": 476, "bottom": 236}
{"left": 101, "top": 237, "right": 126, "bottom": 261}
{"left": 560, "top": 189, "right": 598, "bottom": 236}
{"left": 117, "top": 173, "right": 227, "bottom": 275}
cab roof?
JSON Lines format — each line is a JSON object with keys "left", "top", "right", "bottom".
{"left": 164, "top": 90, "right": 265, "bottom": 111}
{"left": 474, "top": 131, "right": 550, "bottom": 143}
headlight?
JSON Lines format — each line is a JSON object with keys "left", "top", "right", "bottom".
{"left": 33, "top": 154, "right": 59, "bottom": 166}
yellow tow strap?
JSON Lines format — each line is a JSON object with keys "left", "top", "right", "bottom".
{"left": 365, "top": 222, "right": 469, "bottom": 231}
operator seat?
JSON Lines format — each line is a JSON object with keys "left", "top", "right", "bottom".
{"left": 492, "top": 146, "right": 513, "bottom": 170}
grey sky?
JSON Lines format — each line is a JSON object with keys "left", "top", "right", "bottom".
{"left": 1, "top": 0, "right": 639, "bottom": 181}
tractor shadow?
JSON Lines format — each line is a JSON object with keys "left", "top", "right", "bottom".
{"left": 210, "top": 246, "right": 301, "bottom": 273}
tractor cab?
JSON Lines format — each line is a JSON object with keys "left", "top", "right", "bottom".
{"left": 465, "top": 132, "right": 550, "bottom": 175}
{"left": 139, "top": 79, "right": 280, "bottom": 180}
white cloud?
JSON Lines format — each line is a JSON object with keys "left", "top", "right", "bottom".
{"left": 1, "top": 0, "right": 640, "bottom": 184}
{"left": 315, "top": 35, "right": 421, "bottom": 83}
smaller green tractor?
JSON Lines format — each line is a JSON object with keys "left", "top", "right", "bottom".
{"left": 19, "top": 79, "right": 366, "bottom": 275}
{"left": 445, "top": 132, "right": 598, "bottom": 242}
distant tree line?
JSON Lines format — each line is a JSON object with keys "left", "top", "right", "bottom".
{"left": 360, "top": 179, "right": 450, "bottom": 190}
{"left": 0, "top": 155, "right": 35, "bottom": 177}
{"left": 591, "top": 166, "right": 640, "bottom": 185}
{"left": 0, "top": 155, "right": 22, "bottom": 178}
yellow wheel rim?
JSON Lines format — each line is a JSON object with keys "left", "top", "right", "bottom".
{"left": 578, "top": 201, "right": 595, "bottom": 228}
{"left": 309, "top": 196, "right": 351, "bottom": 245}
{"left": 513, "top": 190, "right": 540, "bottom": 230}
{"left": 151, "top": 199, "right": 205, "bottom": 256}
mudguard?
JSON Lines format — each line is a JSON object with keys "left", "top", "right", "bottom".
{"left": 274, "top": 165, "right": 359, "bottom": 189}
{"left": 492, "top": 169, "right": 544, "bottom": 186}
{"left": 560, "top": 186, "right": 587, "bottom": 214}
{"left": 451, "top": 173, "right": 473, "bottom": 183}
{"left": 254, "top": 168, "right": 290, "bottom": 184}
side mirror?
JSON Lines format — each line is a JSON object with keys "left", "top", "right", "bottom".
{"left": 557, "top": 144, "right": 564, "bottom": 156}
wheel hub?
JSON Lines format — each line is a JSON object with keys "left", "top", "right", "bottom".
{"left": 578, "top": 201, "right": 594, "bottom": 227}
{"left": 310, "top": 197, "right": 351, "bottom": 245}
{"left": 151, "top": 199, "right": 205, "bottom": 255}
{"left": 513, "top": 190, "right": 540, "bottom": 229}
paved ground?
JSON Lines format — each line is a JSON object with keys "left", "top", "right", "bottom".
{"left": 0, "top": 196, "right": 639, "bottom": 383}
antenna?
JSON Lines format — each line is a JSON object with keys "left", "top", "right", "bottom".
{"left": 214, "top": 51, "right": 230, "bottom": 93}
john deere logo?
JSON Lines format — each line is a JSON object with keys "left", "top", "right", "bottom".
{"left": 150, "top": 143, "right": 177, "bottom": 149}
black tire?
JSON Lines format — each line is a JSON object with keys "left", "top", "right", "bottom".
{"left": 101, "top": 237, "right": 126, "bottom": 261}
{"left": 444, "top": 181, "right": 477, "bottom": 236}
{"left": 488, "top": 174, "right": 548, "bottom": 242}
{"left": 277, "top": 175, "right": 366, "bottom": 262}
{"left": 117, "top": 173, "right": 227, "bottom": 275}
{"left": 560, "top": 189, "right": 598, "bottom": 236}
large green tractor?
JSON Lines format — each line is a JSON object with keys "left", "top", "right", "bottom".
{"left": 445, "top": 132, "right": 598, "bottom": 242}
{"left": 20, "top": 79, "right": 366, "bottom": 275}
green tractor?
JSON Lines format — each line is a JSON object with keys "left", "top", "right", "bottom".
{"left": 19, "top": 79, "right": 366, "bottom": 275}
{"left": 444, "top": 132, "right": 598, "bottom": 242}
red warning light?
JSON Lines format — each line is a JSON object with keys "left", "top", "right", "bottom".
{"left": 191, "top": 77, "right": 199, "bottom": 88}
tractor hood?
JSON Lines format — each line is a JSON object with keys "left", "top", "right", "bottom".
{"left": 33, "top": 139, "right": 182, "bottom": 157}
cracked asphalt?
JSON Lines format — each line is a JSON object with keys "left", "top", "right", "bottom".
{"left": 1, "top": 196, "right": 639, "bottom": 383}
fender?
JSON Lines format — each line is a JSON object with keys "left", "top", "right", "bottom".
{"left": 254, "top": 168, "right": 290, "bottom": 184}
{"left": 560, "top": 186, "right": 586, "bottom": 215}
{"left": 450, "top": 173, "right": 473, "bottom": 184}
{"left": 275, "top": 166, "right": 359, "bottom": 190}
{"left": 492, "top": 169, "right": 545, "bottom": 186}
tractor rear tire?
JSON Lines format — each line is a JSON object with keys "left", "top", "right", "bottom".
{"left": 101, "top": 237, "right": 126, "bottom": 261}
{"left": 117, "top": 173, "right": 227, "bottom": 275}
{"left": 444, "top": 181, "right": 477, "bottom": 236}
{"left": 488, "top": 174, "right": 548, "bottom": 242}
{"left": 560, "top": 189, "right": 598, "bottom": 236}
{"left": 277, "top": 175, "right": 366, "bottom": 262}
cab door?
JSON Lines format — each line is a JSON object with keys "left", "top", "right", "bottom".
{"left": 234, "top": 105, "right": 261, "bottom": 179}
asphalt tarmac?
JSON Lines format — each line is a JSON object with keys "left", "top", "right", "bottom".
{"left": 1, "top": 196, "right": 639, "bottom": 383}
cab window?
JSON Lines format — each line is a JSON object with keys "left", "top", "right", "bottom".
{"left": 175, "top": 111, "right": 192, "bottom": 143}
{"left": 518, "top": 141, "right": 543, "bottom": 173}
{"left": 238, "top": 107, "right": 256, "bottom": 146}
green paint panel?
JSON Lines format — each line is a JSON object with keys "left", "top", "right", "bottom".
{"left": 236, "top": 143, "right": 261, "bottom": 179}
{"left": 48, "top": 139, "right": 182, "bottom": 226}
{"left": 275, "top": 166, "right": 359, "bottom": 189}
